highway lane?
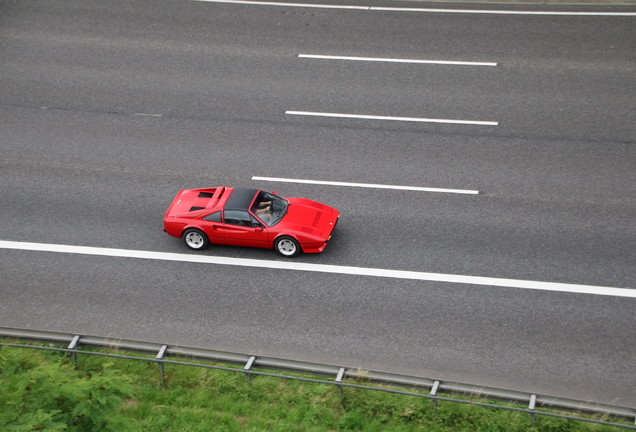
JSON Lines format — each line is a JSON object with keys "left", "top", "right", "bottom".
{"left": 1, "top": 247, "right": 635, "bottom": 406}
{"left": 1, "top": 0, "right": 635, "bottom": 405}
{"left": 2, "top": 107, "right": 634, "bottom": 287}
{"left": 2, "top": 0, "right": 635, "bottom": 142}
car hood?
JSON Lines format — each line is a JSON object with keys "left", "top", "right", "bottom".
{"left": 281, "top": 198, "right": 339, "bottom": 237}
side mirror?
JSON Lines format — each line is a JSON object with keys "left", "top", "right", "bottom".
{"left": 271, "top": 191, "right": 277, "bottom": 195}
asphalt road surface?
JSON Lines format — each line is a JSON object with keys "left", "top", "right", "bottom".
{"left": 1, "top": 0, "right": 635, "bottom": 406}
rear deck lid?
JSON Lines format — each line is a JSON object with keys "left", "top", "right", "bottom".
{"left": 165, "top": 187, "right": 226, "bottom": 217}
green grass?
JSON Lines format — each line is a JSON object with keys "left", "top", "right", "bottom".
{"left": 0, "top": 344, "right": 631, "bottom": 431}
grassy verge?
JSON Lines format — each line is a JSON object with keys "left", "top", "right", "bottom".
{"left": 0, "top": 344, "right": 630, "bottom": 431}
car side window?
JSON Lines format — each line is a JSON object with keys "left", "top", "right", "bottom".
{"left": 224, "top": 210, "right": 260, "bottom": 228}
{"left": 249, "top": 214, "right": 262, "bottom": 228}
{"left": 203, "top": 211, "right": 222, "bottom": 222}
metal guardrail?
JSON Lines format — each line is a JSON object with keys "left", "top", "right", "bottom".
{"left": 1, "top": 327, "right": 634, "bottom": 429}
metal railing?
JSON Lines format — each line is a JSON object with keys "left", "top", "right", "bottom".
{"left": 1, "top": 327, "right": 634, "bottom": 429}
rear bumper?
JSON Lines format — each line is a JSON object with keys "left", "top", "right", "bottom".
{"left": 163, "top": 220, "right": 187, "bottom": 239}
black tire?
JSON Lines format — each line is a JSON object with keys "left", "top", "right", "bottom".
{"left": 183, "top": 228, "right": 209, "bottom": 250}
{"left": 275, "top": 236, "right": 301, "bottom": 257}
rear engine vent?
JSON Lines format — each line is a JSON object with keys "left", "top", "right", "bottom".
{"left": 198, "top": 192, "right": 214, "bottom": 198}
{"left": 190, "top": 206, "right": 205, "bottom": 212}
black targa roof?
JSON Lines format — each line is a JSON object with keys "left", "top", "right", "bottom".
{"left": 224, "top": 188, "right": 259, "bottom": 211}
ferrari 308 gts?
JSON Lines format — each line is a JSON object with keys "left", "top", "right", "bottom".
{"left": 163, "top": 187, "right": 340, "bottom": 257}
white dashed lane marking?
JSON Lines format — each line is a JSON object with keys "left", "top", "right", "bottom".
{"left": 252, "top": 176, "right": 479, "bottom": 195}
{"left": 285, "top": 111, "right": 499, "bottom": 126}
{"left": 298, "top": 54, "right": 497, "bottom": 67}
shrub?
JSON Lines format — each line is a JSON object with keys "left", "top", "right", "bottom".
{"left": 0, "top": 347, "right": 134, "bottom": 431}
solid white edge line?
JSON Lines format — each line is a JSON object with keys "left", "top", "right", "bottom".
{"left": 370, "top": 7, "right": 636, "bottom": 16}
{"left": 298, "top": 54, "right": 497, "bottom": 67}
{"left": 1, "top": 240, "right": 634, "bottom": 298}
{"left": 251, "top": 176, "right": 479, "bottom": 195}
{"left": 286, "top": 111, "right": 499, "bottom": 126}
{"left": 192, "top": 0, "right": 636, "bottom": 16}
{"left": 193, "top": 0, "right": 369, "bottom": 9}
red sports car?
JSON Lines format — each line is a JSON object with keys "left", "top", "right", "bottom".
{"left": 164, "top": 187, "right": 340, "bottom": 257}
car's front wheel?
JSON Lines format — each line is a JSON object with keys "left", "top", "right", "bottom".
{"left": 183, "top": 228, "right": 209, "bottom": 250}
{"left": 275, "top": 236, "right": 300, "bottom": 257}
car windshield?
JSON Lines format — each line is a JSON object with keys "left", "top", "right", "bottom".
{"left": 251, "top": 191, "right": 288, "bottom": 227}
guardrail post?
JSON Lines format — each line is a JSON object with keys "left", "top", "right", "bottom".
{"left": 529, "top": 394, "right": 537, "bottom": 426}
{"left": 244, "top": 356, "right": 256, "bottom": 386}
{"left": 336, "top": 367, "right": 346, "bottom": 395}
{"left": 68, "top": 335, "right": 80, "bottom": 366}
{"left": 156, "top": 345, "right": 168, "bottom": 380}
{"left": 430, "top": 380, "right": 440, "bottom": 410}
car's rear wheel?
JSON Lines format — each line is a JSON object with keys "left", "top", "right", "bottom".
{"left": 275, "top": 236, "right": 300, "bottom": 257}
{"left": 183, "top": 228, "right": 209, "bottom": 250}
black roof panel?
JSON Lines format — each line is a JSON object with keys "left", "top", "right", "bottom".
{"left": 225, "top": 188, "right": 259, "bottom": 211}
